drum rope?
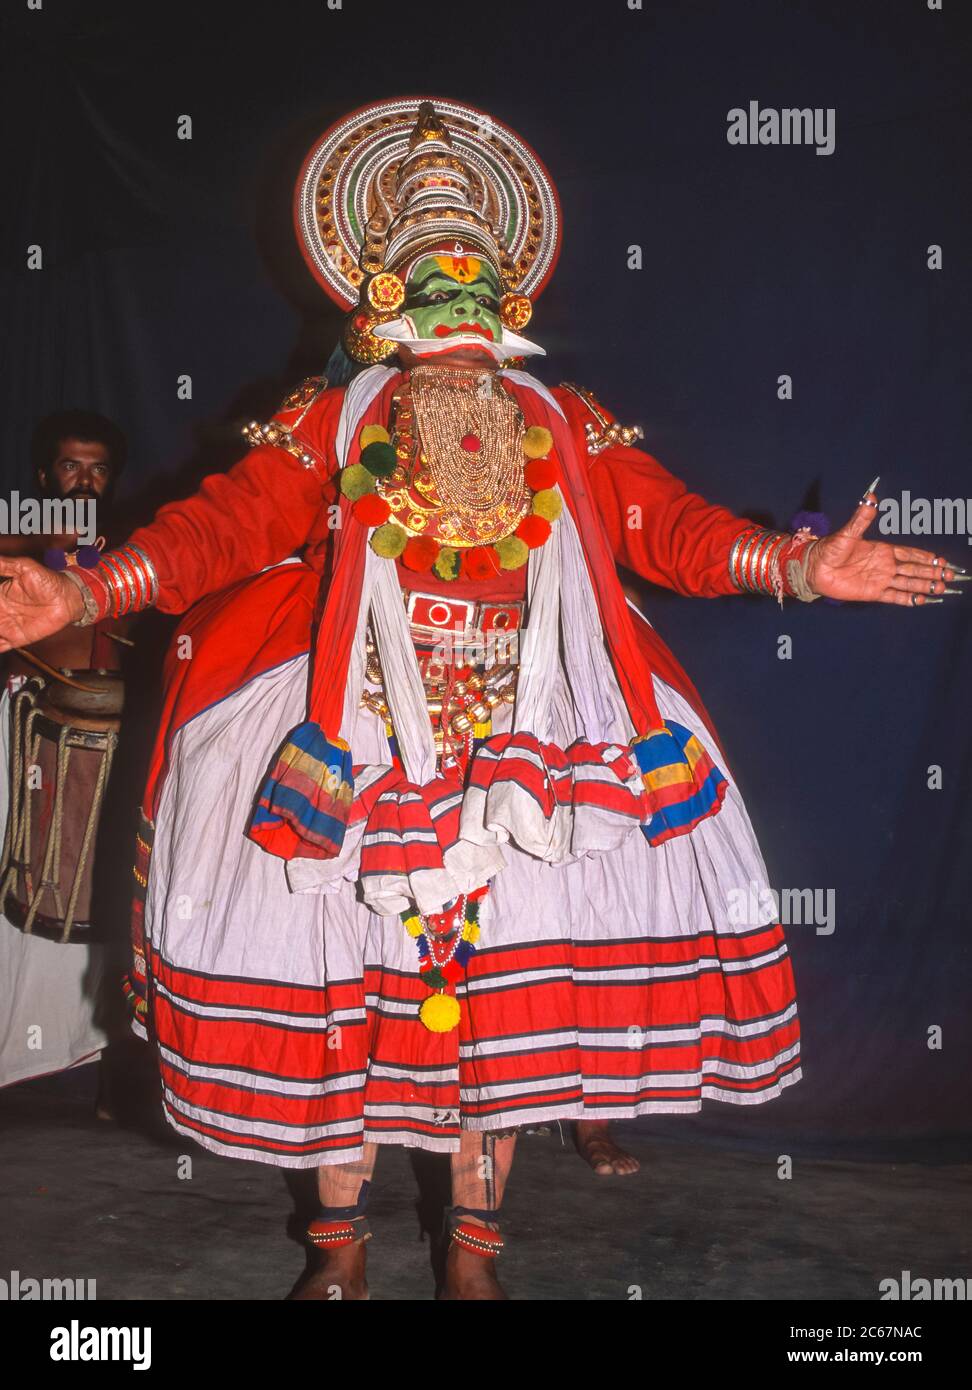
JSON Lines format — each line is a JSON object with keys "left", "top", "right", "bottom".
{"left": 0, "top": 689, "right": 23, "bottom": 890}
{"left": 1, "top": 678, "right": 118, "bottom": 941}
{"left": 0, "top": 683, "right": 41, "bottom": 909}
{"left": 22, "top": 706, "right": 42, "bottom": 909}
{"left": 22, "top": 722, "right": 70, "bottom": 935}
{"left": 61, "top": 731, "right": 116, "bottom": 943}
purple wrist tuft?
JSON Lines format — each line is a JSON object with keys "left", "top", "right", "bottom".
{"left": 789, "top": 509, "right": 830, "bottom": 537}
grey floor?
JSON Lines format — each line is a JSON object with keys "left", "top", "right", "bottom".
{"left": 1, "top": 1057, "right": 969, "bottom": 1301}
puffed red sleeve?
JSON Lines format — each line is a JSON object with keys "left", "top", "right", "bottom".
{"left": 126, "top": 382, "right": 344, "bottom": 613}
{"left": 554, "top": 384, "right": 753, "bottom": 598}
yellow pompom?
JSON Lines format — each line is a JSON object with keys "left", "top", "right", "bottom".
{"left": 370, "top": 522, "right": 408, "bottom": 558}
{"left": 359, "top": 423, "right": 390, "bottom": 449}
{"left": 472, "top": 722, "right": 491, "bottom": 740}
{"left": 494, "top": 535, "right": 529, "bottom": 570}
{"left": 340, "top": 463, "right": 377, "bottom": 499}
{"left": 419, "top": 992, "right": 461, "bottom": 1033}
{"left": 531, "top": 488, "right": 562, "bottom": 522}
{"left": 403, "top": 915, "right": 423, "bottom": 938}
{"left": 463, "top": 922, "right": 480, "bottom": 945}
{"left": 523, "top": 425, "right": 553, "bottom": 459}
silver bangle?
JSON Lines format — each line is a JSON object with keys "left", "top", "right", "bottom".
{"left": 62, "top": 568, "right": 100, "bottom": 627}
{"left": 125, "top": 543, "right": 160, "bottom": 605}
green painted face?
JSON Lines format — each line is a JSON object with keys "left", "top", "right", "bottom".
{"left": 402, "top": 253, "right": 502, "bottom": 344}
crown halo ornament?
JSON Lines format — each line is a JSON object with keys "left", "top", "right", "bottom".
{"left": 293, "top": 96, "right": 561, "bottom": 360}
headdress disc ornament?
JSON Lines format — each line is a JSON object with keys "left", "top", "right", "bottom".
{"left": 294, "top": 96, "right": 561, "bottom": 308}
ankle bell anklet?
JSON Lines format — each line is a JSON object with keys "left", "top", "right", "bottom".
{"left": 450, "top": 1221, "right": 504, "bottom": 1259}
{"left": 306, "top": 1216, "right": 371, "bottom": 1248}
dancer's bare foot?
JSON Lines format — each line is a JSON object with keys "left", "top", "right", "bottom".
{"left": 441, "top": 1242, "right": 508, "bottom": 1300}
{"left": 288, "top": 1239, "right": 369, "bottom": 1300}
{"left": 575, "top": 1120, "right": 640, "bottom": 1176}
{"left": 94, "top": 1062, "right": 114, "bottom": 1122}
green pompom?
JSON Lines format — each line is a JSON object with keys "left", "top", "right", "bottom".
{"left": 370, "top": 522, "right": 408, "bottom": 558}
{"left": 360, "top": 440, "right": 398, "bottom": 479}
{"left": 432, "top": 546, "right": 462, "bottom": 581}
{"left": 339, "top": 463, "right": 377, "bottom": 500}
{"left": 495, "top": 535, "right": 530, "bottom": 570}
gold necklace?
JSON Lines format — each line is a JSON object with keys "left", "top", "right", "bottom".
{"left": 405, "top": 364, "right": 530, "bottom": 547}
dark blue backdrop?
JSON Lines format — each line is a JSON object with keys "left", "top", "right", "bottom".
{"left": 2, "top": 0, "right": 969, "bottom": 1151}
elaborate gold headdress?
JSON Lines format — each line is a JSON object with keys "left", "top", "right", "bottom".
{"left": 294, "top": 97, "right": 561, "bottom": 357}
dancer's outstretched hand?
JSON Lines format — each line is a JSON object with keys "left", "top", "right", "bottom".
{"left": 0, "top": 557, "right": 84, "bottom": 651}
{"left": 805, "top": 482, "right": 966, "bottom": 606}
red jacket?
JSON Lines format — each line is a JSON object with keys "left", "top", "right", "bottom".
{"left": 129, "top": 375, "right": 752, "bottom": 815}
{"left": 130, "top": 376, "right": 750, "bottom": 611}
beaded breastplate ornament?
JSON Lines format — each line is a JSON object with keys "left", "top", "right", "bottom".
{"left": 339, "top": 371, "right": 562, "bottom": 582}
{"left": 386, "top": 365, "right": 530, "bottom": 548}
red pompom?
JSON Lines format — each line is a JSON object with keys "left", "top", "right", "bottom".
{"left": 524, "top": 457, "right": 559, "bottom": 491}
{"left": 462, "top": 547, "right": 501, "bottom": 581}
{"left": 460, "top": 433, "right": 482, "bottom": 453}
{"left": 353, "top": 493, "right": 391, "bottom": 526}
{"left": 402, "top": 536, "right": 439, "bottom": 572}
{"left": 515, "top": 515, "right": 552, "bottom": 548}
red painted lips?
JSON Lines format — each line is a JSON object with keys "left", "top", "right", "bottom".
{"left": 432, "top": 323, "right": 495, "bottom": 340}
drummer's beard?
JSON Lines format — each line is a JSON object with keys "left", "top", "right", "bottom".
{"left": 46, "top": 484, "right": 108, "bottom": 546}
{"left": 61, "top": 482, "right": 114, "bottom": 524}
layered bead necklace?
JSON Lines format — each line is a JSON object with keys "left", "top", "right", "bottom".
{"left": 338, "top": 366, "right": 563, "bottom": 579}
{"left": 408, "top": 364, "right": 527, "bottom": 545}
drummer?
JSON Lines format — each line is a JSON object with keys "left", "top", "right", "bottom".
{"left": 0, "top": 409, "right": 131, "bottom": 1095}
{"left": 3, "top": 410, "right": 129, "bottom": 685}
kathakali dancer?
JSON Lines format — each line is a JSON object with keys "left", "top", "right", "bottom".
{"left": 0, "top": 99, "right": 962, "bottom": 1299}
